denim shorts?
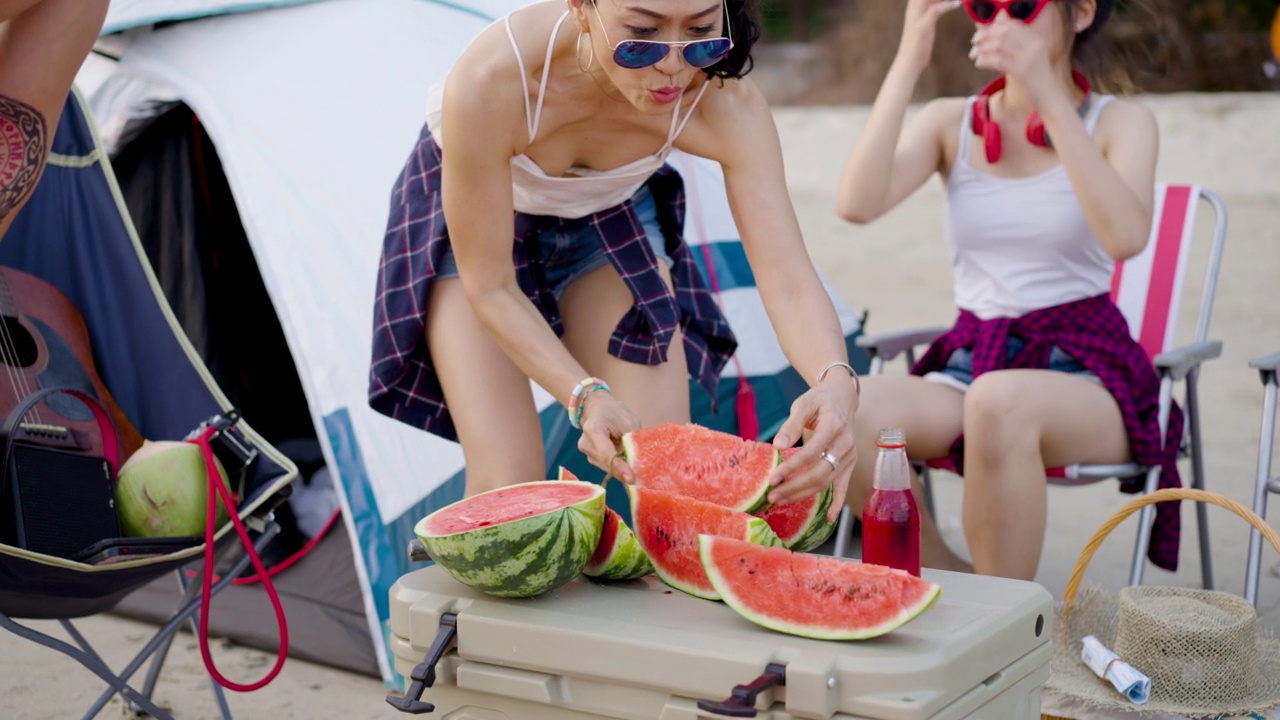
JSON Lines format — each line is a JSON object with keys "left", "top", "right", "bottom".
{"left": 924, "top": 337, "right": 1098, "bottom": 392}
{"left": 436, "top": 185, "right": 672, "bottom": 300}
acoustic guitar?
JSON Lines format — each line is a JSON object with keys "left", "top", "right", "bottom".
{"left": 0, "top": 266, "right": 144, "bottom": 463}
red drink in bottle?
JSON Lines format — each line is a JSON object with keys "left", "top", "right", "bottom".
{"left": 861, "top": 428, "right": 921, "bottom": 577}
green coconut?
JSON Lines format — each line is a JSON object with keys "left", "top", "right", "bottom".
{"left": 116, "top": 440, "right": 233, "bottom": 537}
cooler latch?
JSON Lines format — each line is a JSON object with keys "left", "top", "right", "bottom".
{"left": 385, "top": 612, "right": 458, "bottom": 714}
{"left": 696, "top": 662, "right": 786, "bottom": 717}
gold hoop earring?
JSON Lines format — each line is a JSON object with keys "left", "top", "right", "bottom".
{"left": 576, "top": 30, "right": 595, "bottom": 72}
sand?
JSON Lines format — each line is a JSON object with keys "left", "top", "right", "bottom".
{"left": 2, "top": 91, "right": 1277, "bottom": 718}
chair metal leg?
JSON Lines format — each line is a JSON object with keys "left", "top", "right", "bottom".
{"left": 1129, "top": 376, "right": 1176, "bottom": 586}
{"left": 918, "top": 463, "right": 936, "bottom": 521}
{"left": 0, "top": 614, "right": 175, "bottom": 720}
{"left": 834, "top": 506, "right": 854, "bottom": 558}
{"left": 1245, "top": 371, "right": 1278, "bottom": 607}
{"left": 1186, "top": 369, "right": 1214, "bottom": 590}
{"left": 173, "top": 561, "right": 233, "bottom": 720}
{"left": 82, "top": 521, "right": 280, "bottom": 719}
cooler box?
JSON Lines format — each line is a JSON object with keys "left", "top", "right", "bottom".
{"left": 387, "top": 564, "right": 1053, "bottom": 719}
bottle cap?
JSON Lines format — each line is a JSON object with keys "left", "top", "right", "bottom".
{"left": 876, "top": 427, "right": 906, "bottom": 449}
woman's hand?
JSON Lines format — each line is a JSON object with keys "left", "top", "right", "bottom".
{"left": 576, "top": 391, "right": 642, "bottom": 484}
{"left": 898, "top": 0, "right": 963, "bottom": 73}
{"left": 969, "top": 15, "right": 1058, "bottom": 105}
{"left": 767, "top": 378, "right": 858, "bottom": 521}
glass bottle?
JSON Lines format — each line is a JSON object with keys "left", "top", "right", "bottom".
{"left": 861, "top": 428, "right": 921, "bottom": 576}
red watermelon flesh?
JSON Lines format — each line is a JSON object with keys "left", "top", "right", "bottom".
{"left": 629, "top": 486, "right": 782, "bottom": 600}
{"left": 757, "top": 448, "right": 838, "bottom": 552}
{"left": 422, "top": 482, "right": 600, "bottom": 536}
{"left": 699, "top": 535, "right": 941, "bottom": 640}
{"left": 622, "top": 423, "right": 780, "bottom": 513}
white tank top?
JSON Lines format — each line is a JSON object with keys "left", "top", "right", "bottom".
{"left": 424, "top": 10, "right": 710, "bottom": 219}
{"left": 943, "top": 94, "right": 1116, "bottom": 320}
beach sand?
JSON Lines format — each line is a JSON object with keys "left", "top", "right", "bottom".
{"left": 2, "top": 91, "right": 1277, "bottom": 718}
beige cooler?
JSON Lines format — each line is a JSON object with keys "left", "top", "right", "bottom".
{"left": 387, "top": 564, "right": 1053, "bottom": 719}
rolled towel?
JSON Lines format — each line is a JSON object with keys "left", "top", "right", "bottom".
{"left": 1080, "top": 635, "right": 1152, "bottom": 704}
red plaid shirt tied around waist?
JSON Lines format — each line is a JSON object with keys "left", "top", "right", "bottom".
{"left": 368, "top": 126, "right": 737, "bottom": 442}
{"left": 911, "top": 293, "right": 1185, "bottom": 572}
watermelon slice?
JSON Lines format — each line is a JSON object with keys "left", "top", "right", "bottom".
{"left": 557, "top": 467, "right": 653, "bottom": 581}
{"left": 622, "top": 423, "right": 780, "bottom": 513}
{"left": 756, "top": 447, "right": 838, "bottom": 552}
{"left": 699, "top": 535, "right": 941, "bottom": 640}
{"left": 415, "top": 481, "right": 605, "bottom": 598}
{"left": 629, "top": 486, "right": 782, "bottom": 600}
{"left": 757, "top": 486, "right": 837, "bottom": 552}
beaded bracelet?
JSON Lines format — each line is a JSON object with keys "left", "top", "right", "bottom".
{"left": 817, "top": 361, "right": 861, "bottom": 397}
{"left": 568, "top": 376, "right": 611, "bottom": 429}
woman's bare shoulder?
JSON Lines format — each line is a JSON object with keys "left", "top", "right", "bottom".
{"left": 1095, "top": 96, "right": 1158, "bottom": 131}
{"left": 918, "top": 96, "right": 969, "bottom": 128}
{"left": 442, "top": 5, "right": 566, "bottom": 148}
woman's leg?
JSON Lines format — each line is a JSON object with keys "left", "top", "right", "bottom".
{"left": 427, "top": 278, "right": 546, "bottom": 497}
{"left": 558, "top": 262, "right": 691, "bottom": 427}
{"left": 962, "top": 370, "right": 1131, "bottom": 580}
{"left": 845, "top": 374, "right": 969, "bottom": 571}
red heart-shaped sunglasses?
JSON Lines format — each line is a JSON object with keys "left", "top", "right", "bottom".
{"left": 963, "top": 0, "right": 1060, "bottom": 25}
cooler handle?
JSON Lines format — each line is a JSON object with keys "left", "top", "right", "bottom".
{"left": 385, "top": 612, "right": 458, "bottom": 714}
{"left": 696, "top": 662, "right": 786, "bottom": 718}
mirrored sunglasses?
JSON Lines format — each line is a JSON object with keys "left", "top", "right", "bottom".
{"left": 611, "top": 37, "right": 733, "bottom": 69}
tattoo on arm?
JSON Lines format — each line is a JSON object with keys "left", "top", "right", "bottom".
{"left": 0, "top": 94, "right": 48, "bottom": 222}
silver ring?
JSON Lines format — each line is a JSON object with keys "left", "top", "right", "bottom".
{"left": 820, "top": 451, "right": 839, "bottom": 472}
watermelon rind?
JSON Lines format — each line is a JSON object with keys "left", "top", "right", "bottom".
{"left": 698, "top": 535, "right": 941, "bottom": 640}
{"left": 415, "top": 482, "right": 605, "bottom": 598}
{"left": 629, "top": 486, "right": 783, "bottom": 601}
{"left": 621, "top": 423, "right": 780, "bottom": 513}
{"left": 556, "top": 466, "right": 653, "bottom": 581}
{"left": 583, "top": 509, "right": 654, "bottom": 580}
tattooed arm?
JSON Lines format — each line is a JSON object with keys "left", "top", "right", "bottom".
{"left": 0, "top": 0, "right": 109, "bottom": 240}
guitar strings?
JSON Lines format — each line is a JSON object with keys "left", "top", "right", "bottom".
{"left": 0, "top": 304, "right": 43, "bottom": 425}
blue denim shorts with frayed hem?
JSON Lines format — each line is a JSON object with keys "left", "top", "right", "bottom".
{"left": 923, "top": 336, "right": 1099, "bottom": 393}
{"left": 436, "top": 185, "right": 673, "bottom": 301}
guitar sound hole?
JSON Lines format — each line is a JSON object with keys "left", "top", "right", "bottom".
{"left": 0, "top": 316, "right": 37, "bottom": 368}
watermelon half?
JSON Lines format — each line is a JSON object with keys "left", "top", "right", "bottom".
{"left": 755, "top": 447, "right": 838, "bottom": 552}
{"left": 622, "top": 423, "right": 780, "bottom": 513}
{"left": 414, "top": 481, "right": 605, "bottom": 598}
{"left": 557, "top": 467, "right": 653, "bottom": 581}
{"left": 629, "top": 486, "right": 782, "bottom": 600}
{"left": 699, "top": 535, "right": 941, "bottom": 640}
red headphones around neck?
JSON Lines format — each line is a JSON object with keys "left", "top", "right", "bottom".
{"left": 971, "top": 70, "right": 1092, "bottom": 164}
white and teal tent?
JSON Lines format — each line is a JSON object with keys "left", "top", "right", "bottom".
{"left": 81, "top": 0, "right": 865, "bottom": 686}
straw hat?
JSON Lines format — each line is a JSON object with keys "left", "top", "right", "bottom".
{"left": 1045, "top": 583, "right": 1280, "bottom": 717}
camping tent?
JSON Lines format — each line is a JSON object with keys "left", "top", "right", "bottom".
{"left": 80, "top": 0, "right": 866, "bottom": 686}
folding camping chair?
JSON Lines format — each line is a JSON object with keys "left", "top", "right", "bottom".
{"left": 1245, "top": 350, "right": 1280, "bottom": 607}
{"left": 833, "top": 184, "right": 1228, "bottom": 589}
{"left": 0, "top": 89, "right": 297, "bottom": 719}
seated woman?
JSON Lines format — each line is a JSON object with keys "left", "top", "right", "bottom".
{"left": 370, "top": 0, "right": 858, "bottom": 507}
{"left": 834, "top": 0, "right": 1182, "bottom": 579}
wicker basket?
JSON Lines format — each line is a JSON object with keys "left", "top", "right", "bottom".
{"left": 1039, "top": 488, "right": 1280, "bottom": 720}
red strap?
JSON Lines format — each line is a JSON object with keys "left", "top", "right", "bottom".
{"left": 689, "top": 182, "right": 759, "bottom": 441}
{"left": 191, "top": 426, "right": 289, "bottom": 692}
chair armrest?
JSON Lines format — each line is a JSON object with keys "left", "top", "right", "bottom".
{"left": 855, "top": 326, "right": 949, "bottom": 363}
{"left": 1248, "top": 351, "right": 1280, "bottom": 375}
{"left": 1153, "top": 340, "right": 1223, "bottom": 381}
